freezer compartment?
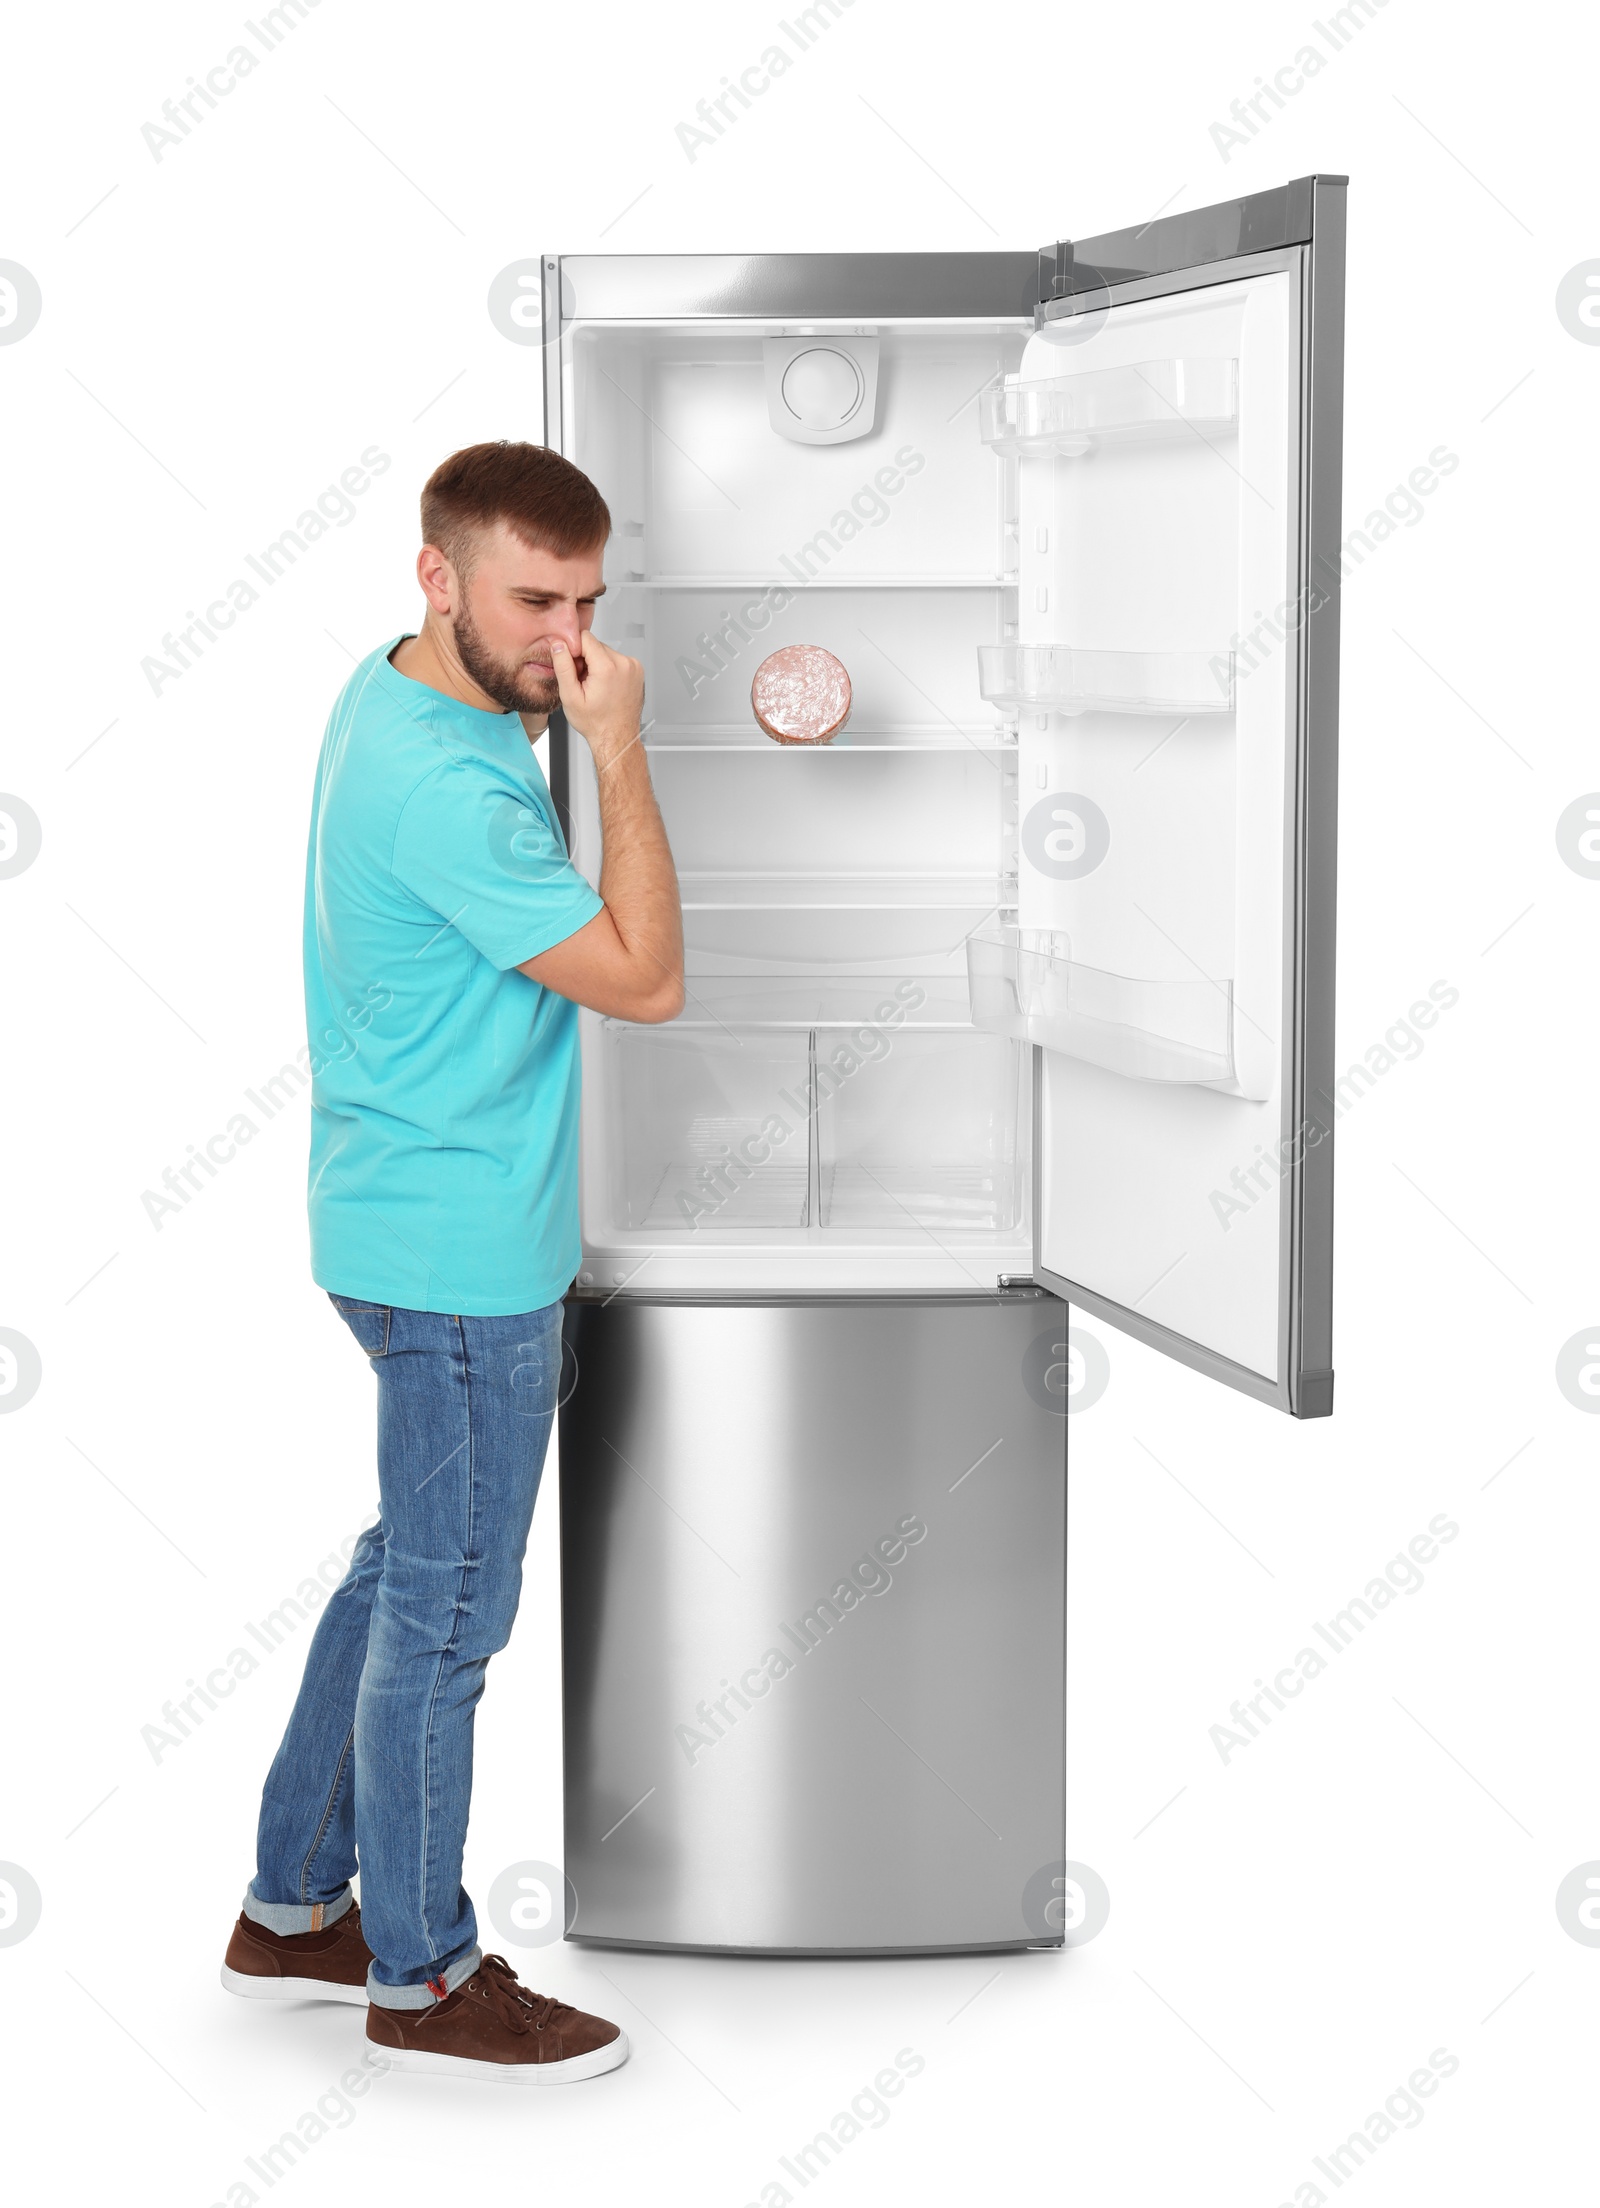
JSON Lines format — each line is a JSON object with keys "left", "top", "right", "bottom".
{"left": 979, "top": 356, "right": 1238, "bottom": 456}
{"left": 977, "top": 644, "right": 1234, "bottom": 715}
{"left": 559, "top": 1295, "right": 1067, "bottom": 1955}
{"left": 966, "top": 922, "right": 1235, "bottom": 1087}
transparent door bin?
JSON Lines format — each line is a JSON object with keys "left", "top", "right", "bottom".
{"left": 976, "top": 645, "right": 1234, "bottom": 716}
{"left": 604, "top": 1026, "right": 811, "bottom": 1231}
{"left": 979, "top": 357, "right": 1238, "bottom": 456}
{"left": 815, "top": 1031, "right": 1025, "bottom": 1232}
{"left": 966, "top": 925, "right": 1235, "bottom": 1086}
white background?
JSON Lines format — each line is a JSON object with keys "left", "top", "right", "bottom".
{"left": 2, "top": 1, "right": 1596, "bottom": 2201}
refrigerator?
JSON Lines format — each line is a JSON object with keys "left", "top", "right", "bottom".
{"left": 539, "top": 175, "right": 1345, "bottom": 1955}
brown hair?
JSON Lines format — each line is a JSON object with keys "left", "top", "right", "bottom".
{"left": 420, "top": 441, "right": 610, "bottom": 577}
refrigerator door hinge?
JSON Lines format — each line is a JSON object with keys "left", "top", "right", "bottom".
{"left": 1037, "top": 240, "right": 1070, "bottom": 303}
{"left": 997, "top": 1274, "right": 1046, "bottom": 1297}
{"left": 1034, "top": 236, "right": 1116, "bottom": 330}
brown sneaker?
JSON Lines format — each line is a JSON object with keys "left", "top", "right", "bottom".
{"left": 221, "top": 1901, "right": 373, "bottom": 2006}
{"left": 365, "top": 1954, "right": 628, "bottom": 2083}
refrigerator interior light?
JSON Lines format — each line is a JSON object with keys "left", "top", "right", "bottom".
{"left": 763, "top": 333, "right": 880, "bottom": 444}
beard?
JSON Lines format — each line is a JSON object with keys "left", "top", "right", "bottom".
{"left": 451, "top": 597, "right": 562, "bottom": 717}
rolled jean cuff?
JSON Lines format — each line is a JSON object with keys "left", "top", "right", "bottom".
{"left": 366, "top": 1943, "right": 482, "bottom": 2011}
{"left": 242, "top": 1883, "right": 354, "bottom": 1936}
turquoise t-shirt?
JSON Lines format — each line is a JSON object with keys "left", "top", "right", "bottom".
{"left": 303, "top": 637, "right": 604, "bottom": 1315}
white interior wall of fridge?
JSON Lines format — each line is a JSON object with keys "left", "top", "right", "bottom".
{"left": 561, "top": 317, "right": 1036, "bottom": 1295}
{"left": 1015, "top": 272, "right": 1298, "bottom": 1380}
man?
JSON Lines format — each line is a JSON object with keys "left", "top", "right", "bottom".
{"left": 219, "top": 441, "right": 682, "bottom": 2083}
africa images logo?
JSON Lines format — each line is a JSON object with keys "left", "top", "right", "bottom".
{"left": 0, "top": 262, "right": 42, "bottom": 346}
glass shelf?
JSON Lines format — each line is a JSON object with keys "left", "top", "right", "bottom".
{"left": 966, "top": 924, "right": 1235, "bottom": 1086}
{"left": 978, "top": 357, "right": 1238, "bottom": 457}
{"left": 625, "top": 574, "right": 1015, "bottom": 590}
{"left": 606, "top": 975, "right": 975, "bottom": 1033}
{"left": 678, "top": 873, "right": 1012, "bottom": 911}
{"left": 976, "top": 645, "right": 1234, "bottom": 716}
{"left": 644, "top": 723, "right": 1015, "bottom": 753}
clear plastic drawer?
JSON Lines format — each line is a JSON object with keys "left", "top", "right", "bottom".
{"left": 815, "top": 1030, "right": 1025, "bottom": 1232}
{"left": 603, "top": 1027, "right": 811, "bottom": 1231}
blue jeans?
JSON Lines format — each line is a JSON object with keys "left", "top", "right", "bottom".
{"left": 244, "top": 1297, "right": 561, "bottom": 2007}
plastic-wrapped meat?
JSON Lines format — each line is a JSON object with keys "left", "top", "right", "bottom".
{"left": 750, "top": 645, "right": 852, "bottom": 745}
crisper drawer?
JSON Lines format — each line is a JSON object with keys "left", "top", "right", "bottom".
{"left": 599, "top": 1016, "right": 1025, "bottom": 1239}
{"left": 603, "top": 1027, "right": 811, "bottom": 1231}
{"left": 816, "top": 1029, "right": 1025, "bottom": 1231}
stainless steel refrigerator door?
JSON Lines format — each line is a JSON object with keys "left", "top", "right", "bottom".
{"left": 560, "top": 1293, "right": 1067, "bottom": 1954}
{"left": 1026, "top": 178, "right": 1346, "bottom": 1419}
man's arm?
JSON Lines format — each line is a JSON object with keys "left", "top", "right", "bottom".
{"left": 519, "top": 634, "right": 684, "bottom": 1024}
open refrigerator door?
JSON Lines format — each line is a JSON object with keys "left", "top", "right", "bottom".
{"left": 1006, "top": 193, "right": 1344, "bottom": 1417}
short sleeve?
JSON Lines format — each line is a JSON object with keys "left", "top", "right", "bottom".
{"left": 391, "top": 758, "right": 604, "bottom": 970}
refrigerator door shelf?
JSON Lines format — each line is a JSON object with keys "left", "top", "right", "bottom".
{"left": 977, "top": 644, "right": 1235, "bottom": 716}
{"left": 979, "top": 356, "right": 1239, "bottom": 456}
{"left": 968, "top": 924, "right": 1237, "bottom": 1088}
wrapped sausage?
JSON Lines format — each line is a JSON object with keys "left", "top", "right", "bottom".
{"left": 751, "top": 645, "right": 852, "bottom": 745}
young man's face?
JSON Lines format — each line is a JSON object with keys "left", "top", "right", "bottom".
{"left": 446, "top": 521, "right": 607, "bottom": 716}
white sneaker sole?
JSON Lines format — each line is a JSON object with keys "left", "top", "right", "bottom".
{"left": 221, "top": 1962, "right": 369, "bottom": 2007}
{"left": 371, "top": 2031, "right": 630, "bottom": 2084}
